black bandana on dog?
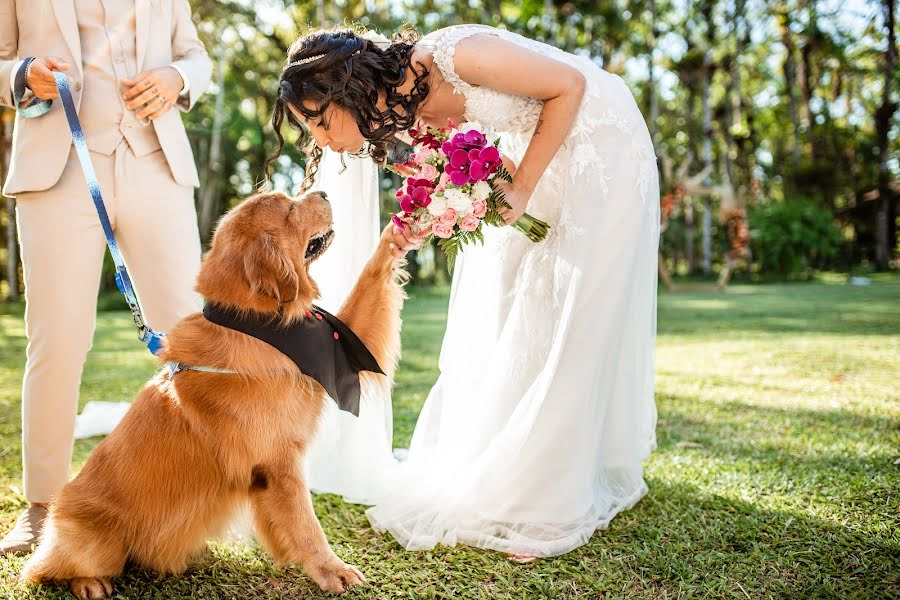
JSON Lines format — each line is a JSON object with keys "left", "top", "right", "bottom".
{"left": 202, "top": 303, "right": 384, "bottom": 416}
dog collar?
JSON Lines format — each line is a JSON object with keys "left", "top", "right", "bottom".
{"left": 200, "top": 303, "right": 384, "bottom": 416}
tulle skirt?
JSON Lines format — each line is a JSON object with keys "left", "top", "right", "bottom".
{"left": 366, "top": 70, "right": 660, "bottom": 557}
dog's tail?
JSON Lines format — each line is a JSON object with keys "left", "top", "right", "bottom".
{"left": 337, "top": 226, "right": 408, "bottom": 382}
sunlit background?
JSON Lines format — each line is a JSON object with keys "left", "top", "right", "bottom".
{"left": 0, "top": 0, "right": 896, "bottom": 289}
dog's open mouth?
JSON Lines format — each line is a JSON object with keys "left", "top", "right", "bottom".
{"left": 305, "top": 229, "right": 335, "bottom": 263}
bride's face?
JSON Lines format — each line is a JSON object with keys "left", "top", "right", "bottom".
{"left": 288, "top": 102, "right": 366, "bottom": 154}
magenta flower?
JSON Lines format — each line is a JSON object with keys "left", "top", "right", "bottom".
{"left": 398, "top": 177, "right": 436, "bottom": 213}
{"left": 411, "top": 186, "right": 430, "bottom": 206}
{"left": 392, "top": 214, "right": 406, "bottom": 229}
{"left": 448, "top": 169, "right": 472, "bottom": 186}
{"left": 480, "top": 145, "right": 500, "bottom": 164}
{"left": 464, "top": 129, "right": 486, "bottom": 147}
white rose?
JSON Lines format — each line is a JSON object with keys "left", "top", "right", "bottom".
{"left": 444, "top": 188, "right": 473, "bottom": 216}
{"left": 427, "top": 193, "right": 448, "bottom": 217}
{"left": 459, "top": 121, "right": 499, "bottom": 145}
{"left": 472, "top": 180, "right": 492, "bottom": 201}
{"left": 458, "top": 121, "right": 484, "bottom": 134}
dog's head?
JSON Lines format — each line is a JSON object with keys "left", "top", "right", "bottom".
{"left": 196, "top": 190, "right": 334, "bottom": 321}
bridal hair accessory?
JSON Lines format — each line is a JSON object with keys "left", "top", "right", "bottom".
{"left": 360, "top": 29, "right": 392, "bottom": 49}
{"left": 283, "top": 30, "right": 392, "bottom": 71}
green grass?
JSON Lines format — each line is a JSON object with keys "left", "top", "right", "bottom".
{"left": 0, "top": 278, "right": 897, "bottom": 599}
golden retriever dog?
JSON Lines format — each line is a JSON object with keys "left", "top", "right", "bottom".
{"left": 21, "top": 190, "right": 406, "bottom": 599}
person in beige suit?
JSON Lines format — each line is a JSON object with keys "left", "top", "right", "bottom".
{"left": 0, "top": 0, "right": 212, "bottom": 554}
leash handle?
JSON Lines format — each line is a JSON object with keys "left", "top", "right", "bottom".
{"left": 12, "top": 57, "right": 52, "bottom": 118}
{"left": 14, "top": 63, "right": 167, "bottom": 355}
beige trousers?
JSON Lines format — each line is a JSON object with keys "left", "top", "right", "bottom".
{"left": 15, "top": 143, "right": 202, "bottom": 503}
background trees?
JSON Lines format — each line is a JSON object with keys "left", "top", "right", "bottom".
{"left": 1, "top": 0, "right": 895, "bottom": 298}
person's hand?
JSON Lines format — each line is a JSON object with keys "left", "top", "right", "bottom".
{"left": 384, "top": 222, "right": 427, "bottom": 259}
{"left": 24, "top": 57, "right": 73, "bottom": 100}
{"left": 122, "top": 67, "right": 184, "bottom": 121}
{"left": 496, "top": 179, "right": 533, "bottom": 225}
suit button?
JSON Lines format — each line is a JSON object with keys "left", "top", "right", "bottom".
{"left": 73, "top": 82, "right": 82, "bottom": 91}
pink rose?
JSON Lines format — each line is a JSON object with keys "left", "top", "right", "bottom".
{"left": 439, "top": 208, "right": 458, "bottom": 225}
{"left": 438, "top": 171, "right": 452, "bottom": 188}
{"left": 459, "top": 214, "right": 479, "bottom": 232}
{"left": 413, "top": 147, "right": 435, "bottom": 164}
{"left": 471, "top": 199, "right": 487, "bottom": 218}
{"left": 432, "top": 222, "right": 454, "bottom": 238}
{"left": 419, "top": 162, "right": 439, "bottom": 181}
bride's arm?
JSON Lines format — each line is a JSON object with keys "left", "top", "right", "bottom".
{"left": 451, "top": 34, "right": 585, "bottom": 222}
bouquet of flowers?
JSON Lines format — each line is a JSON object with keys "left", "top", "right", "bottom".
{"left": 387, "top": 121, "right": 549, "bottom": 270}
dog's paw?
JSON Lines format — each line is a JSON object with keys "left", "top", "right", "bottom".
{"left": 306, "top": 558, "right": 366, "bottom": 594}
{"left": 69, "top": 577, "right": 113, "bottom": 600}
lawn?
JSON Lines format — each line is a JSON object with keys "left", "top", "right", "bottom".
{"left": 0, "top": 277, "right": 896, "bottom": 599}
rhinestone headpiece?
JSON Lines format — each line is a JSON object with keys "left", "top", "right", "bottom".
{"left": 283, "top": 49, "right": 361, "bottom": 72}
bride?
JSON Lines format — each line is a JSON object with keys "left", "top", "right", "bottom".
{"left": 268, "top": 24, "right": 659, "bottom": 559}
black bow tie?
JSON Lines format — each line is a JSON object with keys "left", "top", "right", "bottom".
{"left": 202, "top": 303, "right": 384, "bottom": 416}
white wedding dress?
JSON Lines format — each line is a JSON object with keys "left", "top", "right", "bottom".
{"left": 365, "top": 25, "right": 660, "bottom": 557}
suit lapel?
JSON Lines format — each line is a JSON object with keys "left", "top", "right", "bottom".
{"left": 135, "top": 0, "right": 151, "bottom": 73}
{"left": 49, "top": 0, "right": 83, "bottom": 76}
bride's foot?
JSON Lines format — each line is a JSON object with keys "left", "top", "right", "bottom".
{"left": 506, "top": 552, "right": 538, "bottom": 564}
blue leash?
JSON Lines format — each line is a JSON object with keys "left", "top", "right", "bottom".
{"left": 14, "top": 61, "right": 166, "bottom": 355}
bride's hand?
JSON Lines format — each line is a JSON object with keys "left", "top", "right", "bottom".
{"left": 386, "top": 222, "right": 427, "bottom": 258}
{"left": 496, "top": 179, "right": 532, "bottom": 225}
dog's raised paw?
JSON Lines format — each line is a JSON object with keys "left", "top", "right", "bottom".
{"left": 307, "top": 558, "right": 366, "bottom": 593}
{"left": 69, "top": 576, "right": 113, "bottom": 600}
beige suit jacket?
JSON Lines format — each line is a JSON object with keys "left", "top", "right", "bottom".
{"left": 0, "top": 0, "right": 212, "bottom": 195}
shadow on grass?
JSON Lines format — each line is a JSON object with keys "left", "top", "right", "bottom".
{"left": 588, "top": 478, "right": 900, "bottom": 599}
{"left": 4, "top": 476, "right": 895, "bottom": 599}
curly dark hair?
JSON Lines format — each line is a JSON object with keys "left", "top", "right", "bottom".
{"left": 265, "top": 27, "right": 430, "bottom": 193}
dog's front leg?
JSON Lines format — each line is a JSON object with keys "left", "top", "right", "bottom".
{"left": 337, "top": 225, "right": 407, "bottom": 380}
{"left": 249, "top": 459, "right": 365, "bottom": 593}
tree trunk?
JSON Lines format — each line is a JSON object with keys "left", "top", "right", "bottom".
{"left": 5, "top": 197, "right": 16, "bottom": 301}
{"left": 0, "top": 113, "right": 17, "bottom": 301}
{"left": 799, "top": 0, "right": 820, "bottom": 160}
{"left": 198, "top": 56, "right": 226, "bottom": 244}
{"left": 777, "top": 5, "right": 802, "bottom": 167}
{"left": 727, "top": 0, "right": 746, "bottom": 185}
{"left": 875, "top": 0, "right": 897, "bottom": 269}
{"left": 700, "top": 0, "right": 715, "bottom": 275}
{"left": 648, "top": 0, "right": 660, "bottom": 146}
{"left": 685, "top": 198, "right": 696, "bottom": 274}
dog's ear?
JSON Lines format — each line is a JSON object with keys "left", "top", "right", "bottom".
{"left": 243, "top": 233, "right": 299, "bottom": 305}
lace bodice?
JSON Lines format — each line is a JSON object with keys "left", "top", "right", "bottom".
{"left": 420, "top": 25, "right": 546, "bottom": 136}
{"left": 418, "top": 24, "right": 660, "bottom": 235}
